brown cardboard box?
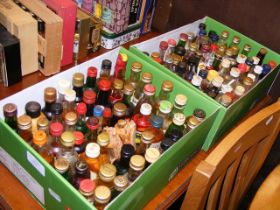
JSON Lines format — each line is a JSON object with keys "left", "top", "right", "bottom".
{"left": 0, "top": 0, "right": 38, "bottom": 76}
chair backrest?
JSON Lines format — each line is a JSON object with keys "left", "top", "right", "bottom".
{"left": 180, "top": 100, "right": 280, "bottom": 210}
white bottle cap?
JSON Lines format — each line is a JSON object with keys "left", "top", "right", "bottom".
{"left": 212, "top": 76, "right": 224, "bottom": 88}
{"left": 140, "top": 103, "right": 152, "bottom": 115}
{"left": 254, "top": 65, "right": 263, "bottom": 75}
{"left": 191, "top": 75, "right": 202, "bottom": 87}
{"left": 247, "top": 73, "right": 256, "bottom": 82}
{"left": 173, "top": 113, "right": 186, "bottom": 126}
{"left": 234, "top": 85, "right": 245, "bottom": 96}
{"left": 174, "top": 94, "right": 187, "bottom": 106}
{"left": 221, "top": 59, "right": 231, "bottom": 68}
{"left": 252, "top": 56, "right": 260, "bottom": 65}
{"left": 236, "top": 54, "right": 247, "bottom": 64}
{"left": 64, "top": 89, "right": 76, "bottom": 102}
{"left": 230, "top": 67, "right": 241, "bottom": 78}
{"left": 221, "top": 84, "right": 233, "bottom": 93}
{"left": 86, "top": 143, "right": 100, "bottom": 158}
{"left": 58, "top": 79, "right": 71, "bottom": 94}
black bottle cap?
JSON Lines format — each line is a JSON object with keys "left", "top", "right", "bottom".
{"left": 75, "top": 160, "right": 89, "bottom": 175}
{"left": 102, "top": 59, "right": 112, "bottom": 70}
{"left": 25, "top": 101, "right": 41, "bottom": 118}
{"left": 199, "top": 23, "right": 206, "bottom": 30}
{"left": 121, "top": 144, "right": 135, "bottom": 159}
{"left": 160, "top": 138, "right": 174, "bottom": 152}
{"left": 193, "top": 108, "right": 206, "bottom": 120}
{"left": 50, "top": 103, "right": 63, "bottom": 115}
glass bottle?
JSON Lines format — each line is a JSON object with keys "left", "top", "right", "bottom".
{"left": 100, "top": 59, "right": 112, "bottom": 80}
{"left": 97, "top": 131, "right": 110, "bottom": 164}
{"left": 102, "top": 108, "right": 112, "bottom": 128}
{"left": 145, "top": 147, "right": 160, "bottom": 168}
{"left": 185, "top": 116, "right": 200, "bottom": 134}
{"left": 110, "top": 102, "right": 127, "bottom": 127}
{"left": 72, "top": 160, "right": 90, "bottom": 189}
{"left": 32, "top": 130, "right": 53, "bottom": 164}
{"left": 96, "top": 79, "right": 111, "bottom": 107}
{"left": 177, "top": 33, "right": 188, "bottom": 48}
{"left": 175, "top": 61, "right": 187, "bottom": 78}
{"left": 113, "top": 53, "right": 128, "bottom": 81}
{"left": 159, "top": 41, "right": 168, "bottom": 62}
{"left": 241, "top": 44, "right": 252, "bottom": 56}
{"left": 17, "top": 115, "right": 32, "bottom": 144}
{"left": 163, "top": 54, "right": 173, "bottom": 71}
{"left": 49, "top": 122, "right": 64, "bottom": 158}
{"left": 165, "top": 113, "right": 186, "bottom": 139}
{"left": 171, "top": 94, "right": 187, "bottom": 118}
{"left": 232, "top": 85, "right": 246, "bottom": 101}
{"left": 54, "top": 157, "right": 70, "bottom": 181}
{"left": 229, "top": 35, "right": 240, "bottom": 50}
{"left": 256, "top": 48, "right": 267, "bottom": 65}
{"left": 151, "top": 52, "right": 161, "bottom": 63}
{"left": 247, "top": 65, "right": 262, "bottom": 83}
{"left": 111, "top": 175, "right": 128, "bottom": 200}
{"left": 79, "top": 179, "right": 96, "bottom": 205}
{"left": 126, "top": 61, "right": 142, "bottom": 90}
{"left": 74, "top": 131, "right": 86, "bottom": 155}
{"left": 259, "top": 64, "right": 271, "bottom": 80}
{"left": 82, "top": 142, "right": 101, "bottom": 180}
{"left": 113, "top": 144, "right": 135, "bottom": 176}
{"left": 37, "top": 117, "right": 49, "bottom": 136}
{"left": 50, "top": 103, "right": 63, "bottom": 124}
{"left": 185, "top": 32, "right": 195, "bottom": 50}
{"left": 184, "top": 42, "right": 197, "bottom": 63}
{"left": 155, "top": 80, "right": 174, "bottom": 113}
{"left": 42, "top": 87, "right": 57, "bottom": 121}
{"left": 109, "top": 79, "right": 124, "bottom": 107}
{"left": 94, "top": 185, "right": 111, "bottom": 210}
{"left": 241, "top": 76, "right": 254, "bottom": 93}
{"left": 98, "top": 163, "right": 117, "bottom": 189}
{"left": 217, "top": 94, "right": 233, "bottom": 107}
{"left": 72, "top": 73, "right": 85, "bottom": 104}
{"left": 3, "top": 103, "right": 17, "bottom": 131}
{"left": 158, "top": 100, "right": 173, "bottom": 132}
{"left": 63, "top": 89, "right": 76, "bottom": 116}
{"left": 146, "top": 115, "right": 164, "bottom": 149}
{"left": 206, "top": 76, "right": 224, "bottom": 98}
{"left": 164, "top": 38, "right": 176, "bottom": 61}
{"left": 136, "top": 130, "right": 154, "bottom": 155}
{"left": 217, "top": 30, "right": 229, "bottom": 47}
{"left": 76, "top": 102, "right": 88, "bottom": 134}
{"left": 127, "top": 155, "right": 145, "bottom": 182}
{"left": 205, "top": 43, "right": 218, "bottom": 70}
{"left": 84, "top": 66, "right": 97, "bottom": 91}
{"left": 64, "top": 112, "right": 77, "bottom": 131}
{"left": 83, "top": 89, "right": 96, "bottom": 117}
{"left": 85, "top": 117, "right": 99, "bottom": 142}
{"left": 218, "top": 59, "right": 231, "bottom": 77}
{"left": 191, "top": 75, "right": 203, "bottom": 89}
{"left": 172, "top": 54, "right": 181, "bottom": 73}
{"left": 122, "top": 84, "right": 135, "bottom": 118}
{"left": 94, "top": 105, "right": 104, "bottom": 133}
{"left": 160, "top": 138, "right": 174, "bottom": 153}
{"left": 57, "top": 79, "right": 71, "bottom": 105}
{"left": 134, "top": 84, "right": 156, "bottom": 115}
{"left": 174, "top": 46, "right": 186, "bottom": 61}
{"left": 25, "top": 101, "right": 43, "bottom": 134}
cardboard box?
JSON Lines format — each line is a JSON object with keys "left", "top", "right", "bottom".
{"left": 0, "top": 0, "right": 38, "bottom": 76}
{"left": 130, "top": 16, "right": 280, "bottom": 150}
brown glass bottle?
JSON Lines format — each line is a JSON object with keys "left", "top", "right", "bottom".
{"left": 42, "top": 87, "right": 57, "bottom": 121}
{"left": 98, "top": 163, "right": 117, "bottom": 189}
{"left": 96, "top": 79, "right": 111, "bottom": 107}
{"left": 111, "top": 175, "right": 129, "bottom": 200}
{"left": 72, "top": 160, "right": 90, "bottom": 189}
{"left": 100, "top": 59, "right": 112, "bottom": 80}
{"left": 17, "top": 115, "right": 32, "bottom": 144}
{"left": 127, "top": 155, "right": 145, "bottom": 182}
{"left": 72, "top": 73, "right": 85, "bottom": 103}
{"left": 134, "top": 84, "right": 156, "bottom": 115}
{"left": 136, "top": 130, "right": 154, "bottom": 155}
{"left": 85, "top": 117, "right": 99, "bottom": 142}
{"left": 83, "top": 89, "right": 96, "bottom": 117}
{"left": 32, "top": 130, "right": 53, "bottom": 164}
{"left": 3, "top": 103, "right": 18, "bottom": 131}
{"left": 110, "top": 102, "right": 127, "bottom": 126}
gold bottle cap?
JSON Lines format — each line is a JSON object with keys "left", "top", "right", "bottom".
{"left": 206, "top": 70, "right": 218, "bottom": 82}
{"left": 64, "top": 89, "right": 76, "bottom": 102}
{"left": 225, "top": 48, "right": 233, "bottom": 57}
{"left": 64, "top": 112, "right": 78, "bottom": 125}
{"left": 243, "top": 76, "right": 254, "bottom": 86}
{"left": 123, "top": 84, "right": 134, "bottom": 95}
{"left": 3, "top": 103, "right": 17, "bottom": 117}
{"left": 234, "top": 85, "right": 245, "bottom": 96}
{"left": 33, "top": 130, "right": 47, "bottom": 146}
{"left": 174, "top": 94, "right": 187, "bottom": 106}
{"left": 231, "top": 45, "right": 240, "bottom": 56}
{"left": 141, "top": 72, "right": 153, "bottom": 83}
{"left": 113, "top": 79, "right": 124, "bottom": 90}
{"left": 129, "top": 155, "right": 145, "bottom": 171}
{"left": 218, "top": 45, "right": 227, "bottom": 54}
{"left": 212, "top": 76, "right": 224, "bottom": 88}
{"left": 37, "top": 117, "right": 49, "bottom": 129}
{"left": 187, "top": 116, "right": 200, "bottom": 128}
{"left": 172, "top": 54, "right": 181, "bottom": 63}
{"left": 99, "top": 163, "right": 117, "bottom": 182}
{"left": 72, "top": 73, "right": 84, "bottom": 87}
{"left": 94, "top": 185, "right": 111, "bottom": 204}
{"left": 232, "top": 35, "right": 240, "bottom": 44}
{"left": 44, "top": 87, "right": 57, "bottom": 103}
{"left": 161, "top": 80, "right": 173, "bottom": 92}
{"left": 60, "top": 131, "right": 75, "bottom": 147}
{"left": 151, "top": 52, "right": 160, "bottom": 59}
{"left": 114, "top": 175, "right": 128, "bottom": 191}
{"left": 54, "top": 157, "right": 69, "bottom": 174}
{"left": 117, "top": 119, "right": 127, "bottom": 128}
{"left": 145, "top": 148, "right": 160, "bottom": 164}
{"left": 190, "top": 42, "right": 197, "bottom": 51}
{"left": 97, "top": 131, "right": 110, "bottom": 147}
{"left": 17, "top": 115, "right": 32, "bottom": 130}
{"left": 113, "top": 102, "right": 127, "bottom": 117}
{"left": 221, "top": 59, "right": 231, "bottom": 68}
{"left": 259, "top": 48, "right": 267, "bottom": 55}
{"left": 131, "top": 62, "right": 142, "bottom": 72}
{"left": 141, "top": 130, "right": 154, "bottom": 144}
{"left": 243, "top": 44, "right": 251, "bottom": 52}
{"left": 220, "top": 95, "right": 233, "bottom": 107}
{"left": 221, "top": 30, "right": 229, "bottom": 39}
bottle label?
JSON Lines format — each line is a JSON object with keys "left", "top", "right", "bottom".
{"left": 73, "top": 39, "right": 79, "bottom": 54}
{"left": 102, "top": 6, "right": 113, "bottom": 24}
{"left": 149, "top": 142, "right": 161, "bottom": 150}
{"left": 90, "top": 171, "right": 98, "bottom": 180}
{"left": 135, "top": 131, "right": 142, "bottom": 144}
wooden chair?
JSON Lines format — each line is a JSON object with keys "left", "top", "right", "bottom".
{"left": 180, "top": 100, "right": 280, "bottom": 210}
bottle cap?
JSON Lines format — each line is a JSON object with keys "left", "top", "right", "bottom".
{"left": 99, "top": 163, "right": 117, "bottom": 182}
{"left": 179, "top": 33, "right": 188, "bottom": 41}
{"left": 131, "top": 62, "right": 142, "bottom": 72}
{"left": 97, "top": 131, "right": 110, "bottom": 147}
{"left": 141, "top": 130, "right": 154, "bottom": 144}
{"left": 121, "top": 144, "right": 135, "bottom": 159}
{"left": 225, "top": 48, "right": 233, "bottom": 57}
{"left": 252, "top": 56, "right": 260, "bottom": 65}
{"left": 93, "top": 105, "right": 104, "bottom": 117}
{"left": 190, "top": 42, "right": 197, "bottom": 51}
{"left": 79, "top": 179, "right": 96, "bottom": 196}
{"left": 243, "top": 44, "right": 251, "bottom": 52}
{"left": 123, "top": 84, "right": 134, "bottom": 95}
{"left": 3, "top": 103, "right": 17, "bottom": 118}
{"left": 103, "top": 107, "right": 112, "bottom": 118}
{"left": 83, "top": 89, "right": 96, "bottom": 104}
{"left": 65, "top": 112, "right": 77, "bottom": 126}
{"left": 186, "top": 32, "right": 195, "bottom": 41}
{"left": 262, "top": 64, "right": 271, "bottom": 74}
{"left": 94, "top": 186, "right": 111, "bottom": 204}
{"left": 173, "top": 113, "right": 186, "bottom": 126}
{"left": 187, "top": 116, "right": 200, "bottom": 128}
{"left": 247, "top": 73, "right": 256, "bottom": 82}
{"left": 198, "top": 70, "right": 208, "bottom": 79}
{"left": 220, "top": 94, "right": 233, "bottom": 107}
{"left": 234, "top": 85, "right": 245, "bottom": 96}
{"left": 120, "top": 53, "right": 128, "bottom": 62}
{"left": 113, "top": 102, "right": 127, "bottom": 117}
{"left": 72, "top": 73, "right": 84, "bottom": 87}
{"left": 101, "top": 59, "right": 112, "bottom": 70}
{"left": 232, "top": 36, "right": 240, "bottom": 44}
{"left": 150, "top": 115, "right": 163, "bottom": 128}
{"left": 87, "top": 66, "right": 97, "bottom": 77}
{"left": 141, "top": 72, "right": 153, "bottom": 84}
{"left": 85, "top": 143, "right": 100, "bottom": 158}
{"left": 174, "top": 94, "right": 187, "bottom": 107}
{"left": 159, "top": 41, "right": 168, "bottom": 50}
{"left": 140, "top": 103, "right": 152, "bottom": 115}
{"left": 236, "top": 54, "right": 247, "bottom": 64}
{"left": 259, "top": 48, "right": 267, "bottom": 55}
{"left": 50, "top": 122, "right": 63, "bottom": 137}
{"left": 159, "top": 100, "right": 172, "bottom": 114}
{"left": 206, "top": 70, "right": 219, "bottom": 82}
{"left": 37, "top": 117, "right": 49, "bottom": 130}
{"left": 151, "top": 52, "right": 160, "bottom": 59}
{"left": 230, "top": 67, "right": 241, "bottom": 78}
{"left": 113, "top": 78, "right": 124, "bottom": 90}
{"left": 64, "top": 89, "right": 76, "bottom": 102}
{"left": 25, "top": 101, "right": 41, "bottom": 118}
{"left": 114, "top": 175, "right": 128, "bottom": 192}
{"left": 221, "top": 84, "right": 233, "bottom": 94}
{"left": 73, "top": 131, "right": 84, "bottom": 145}
{"left": 86, "top": 117, "right": 99, "bottom": 130}
{"left": 17, "top": 115, "right": 32, "bottom": 130}
{"left": 221, "top": 59, "right": 231, "bottom": 68}
{"left": 193, "top": 108, "right": 206, "bottom": 122}
{"left": 54, "top": 157, "right": 69, "bottom": 174}
{"left": 44, "top": 87, "right": 57, "bottom": 103}
{"left": 253, "top": 65, "right": 263, "bottom": 75}
{"left": 165, "top": 54, "right": 173, "bottom": 64}
{"left": 33, "top": 130, "right": 47, "bottom": 146}
{"left": 98, "top": 79, "right": 111, "bottom": 91}
{"left": 76, "top": 102, "right": 87, "bottom": 115}
{"left": 238, "top": 63, "right": 248, "bottom": 73}
{"left": 221, "top": 30, "right": 229, "bottom": 39}
{"left": 191, "top": 75, "right": 202, "bottom": 87}
{"left": 57, "top": 79, "right": 71, "bottom": 94}
{"left": 143, "top": 84, "right": 156, "bottom": 96}
{"left": 50, "top": 103, "right": 63, "bottom": 116}
{"left": 268, "top": 60, "right": 277, "bottom": 69}
{"left": 243, "top": 77, "right": 254, "bottom": 86}
{"left": 129, "top": 155, "right": 145, "bottom": 171}
{"left": 145, "top": 148, "right": 160, "bottom": 164}
{"left": 60, "top": 131, "right": 75, "bottom": 147}
{"left": 167, "top": 38, "right": 176, "bottom": 47}
{"left": 75, "top": 160, "right": 89, "bottom": 174}
{"left": 212, "top": 76, "right": 224, "bottom": 88}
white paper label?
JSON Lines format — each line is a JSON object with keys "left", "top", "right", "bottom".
{"left": 48, "top": 188, "right": 61, "bottom": 203}
{"left": 0, "top": 147, "right": 45, "bottom": 204}
{"left": 149, "top": 142, "right": 161, "bottom": 150}
{"left": 27, "top": 151, "right": 45, "bottom": 177}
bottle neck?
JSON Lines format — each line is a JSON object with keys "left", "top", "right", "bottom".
{"left": 85, "top": 77, "right": 96, "bottom": 90}
{"left": 44, "top": 101, "right": 54, "bottom": 112}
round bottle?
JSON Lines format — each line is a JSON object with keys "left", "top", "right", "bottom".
{"left": 136, "top": 130, "right": 154, "bottom": 155}
{"left": 72, "top": 160, "right": 90, "bottom": 189}
{"left": 83, "top": 89, "right": 96, "bottom": 117}
{"left": 49, "top": 122, "right": 63, "bottom": 157}
{"left": 155, "top": 80, "right": 174, "bottom": 112}
{"left": 122, "top": 84, "right": 135, "bottom": 118}
{"left": 3, "top": 103, "right": 17, "bottom": 131}
{"left": 100, "top": 59, "right": 112, "bottom": 79}
{"left": 165, "top": 113, "right": 186, "bottom": 139}
{"left": 126, "top": 61, "right": 142, "bottom": 89}
{"left": 50, "top": 103, "right": 63, "bottom": 123}
{"left": 134, "top": 84, "right": 156, "bottom": 115}
{"left": 97, "top": 131, "right": 110, "bottom": 164}
{"left": 85, "top": 117, "right": 99, "bottom": 142}
{"left": 32, "top": 130, "right": 53, "bottom": 164}
{"left": 79, "top": 179, "right": 96, "bottom": 205}
{"left": 158, "top": 100, "right": 173, "bottom": 132}
{"left": 63, "top": 89, "right": 76, "bottom": 115}
{"left": 72, "top": 73, "right": 85, "bottom": 103}
{"left": 17, "top": 115, "right": 32, "bottom": 144}
{"left": 94, "top": 185, "right": 111, "bottom": 210}
{"left": 57, "top": 79, "right": 71, "bottom": 104}
{"left": 37, "top": 117, "right": 49, "bottom": 135}
{"left": 127, "top": 155, "right": 145, "bottom": 182}
{"left": 109, "top": 79, "right": 124, "bottom": 107}
{"left": 98, "top": 163, "right": 117, "bottom": 189}
{"left": 42, "top": 87, "right": 57, "bottom": 121}
{"left": 64, "top": 112, "right": 77, "bottom": 131}
{"left": 84, "top": 66, "right": 97, "bottom": 91}
{"left": 171, "top": 94, "right": 187, "bottom": 117}
{"left": 145, "top": 148, "right": 160, "bottom": 168}
{"left": 54, "top": 157, "right": 70, "bottom": 181}
{"left": 74, "top": 131, "right": 86, "bottom": 154}
{"left": 110, "top": 102, "right": 127, "bottom": 126}
{"left": 147, "top": 115, "right": 164, "bottom": 149}
{"left": 111, "top": 175, "right": 129, "bottom": 200}
{"left": 193, "top": 108, "right": 206, "bottom": 123}
{"left": 114, "top": 144, "right": 135, "bottom": 175}
{"left": 96, "top": 79, "right": 111, "bottom": 107}
{"left": 25, "top": 101, "right": 42, "bottom": 133}
{"left": 185, "top": 116, "right": 200, "bottom": 133}
{"left": 83, "top": 142, "right": 101, "bottom": 180}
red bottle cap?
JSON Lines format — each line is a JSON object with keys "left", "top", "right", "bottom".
{"left": 238, "top": 63, "right": 248, "bottom": 73}
{"left": 87, "top": 67, "right": 97, "bottom": 77}
{"left": 83, "top": 89, "right": 96, "bottom": 104}
{"left": 144, "top": 84, "right": 156, "bottom": 94}
{"left": 79, "top": 179, "right": 96, "bottom": 193}
{"left": 159, "top": 41, "right": 168, "bottom": 50}
{"left": 76, "top": 102, "right": 87, "bottom": 115}
{"left": 86, "top": 117, "right": 99, "bottom": 130}
{"left": 74, "top": 131, "right": 84, "bottom": 145}
{"left": 103, "top": 107, "right": 112, "bottom": 118}
{"left": 50, "top": 122, "right": 63, "bottom": 137}
{"left": 268, "top": 60, "right": 277, "bottom": 69}
{"left": 167, "top": 38, "right": 176, "bottom": 47}
{"left": 210, "top": 44, "right": 218, "bottom": 52}
{"left": 98, "top": 79, "right": 111, "bottom": 91}
{"left": 179, "top": 33, "right": 188, "bottom": 42}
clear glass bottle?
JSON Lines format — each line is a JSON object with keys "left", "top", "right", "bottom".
{"left": 42, "top": 87, "right": 57, "bottom": 121}
{"left": 163, "top": 54, "right": 173, "bottom": 71}
{"left": 96, "top": 79, "right": 111, "bottom": 107}
{"left": 217, "top": 30, "right": 229, "bottom": 47}
{"left": 17, "top": 115, "right": 32, "bottom": 144}
{"left": 109, "top": 79, "right": 124, "bottom": 107}
{"left": 100, "top": 59, "right": 112, "bottom": 80}
{"left": 82, "top": 142, "right": 101, "bottom": 180}
{"left": 160, "top": 138, "right": 174, "bottom": 153}
{"left": 136, "top": 130, "right": 154, "bottom": 155}
{"left": 113, "top": 53, "right": 128, "bottom": 81}
{"left": 185, "top": 32, "right": 195, "bottom": 51}
{"left": 171, "top": 94, "right": 187, "bottom": 118}
{"left": 63, "top": 89, "right": 76, "bottom": 116}
{"left": 98, "top": 163, "right": 117, "bottom": 189}
{"left": 146, "top": 115, "right": 164, "bottom": 149}
{"left": 205, "top": 43, "right": 218, "bottom": 70}
{"left": 79, "top": 179, "right": 96, "bottom": 205}
{"left": 126, "top": 61, "right": 142, "bottom": 90}
{"left": 97, "top": 131, "right": 110, "bottom": 164}
{"left": 49, "top": 122, "right": 63, "bottom": 158}
{"left": 37, "top": 117, "right": 49, "bottom": 136}
{"left": 50, "top": 103, "right": 63, "bottom": 124}
{"left": 193, "top": 108, "right": 206, "bottom": 123}
{"left": 113, "top": 144, "right": 135, "bottom": 176}
{"left": 206, "top": 76, "right": 224, "bottom": 98}
{"left": 218, "top": 59, "right": 231, "bottom": 77}
{"left": 111, "top": 175, "right": 128, "bottom": 200}
{"left": 184, "top": 42, "right": 197, "bottom": 63}
{"left": 85, "top": 117, "right": 99, "bottom": 142}
{"left": 127, "top": 155, "right": 145, "bottom": 182}
{"left": 74, "top": 131, "right": 86, "bottom": 155}
{"left": 32, "top": 130, "right": 53, "bottom": 164}
{"left": 57, "top": 79, "right": 71, "bottom": 105}
{"left": 94, "top": 105, "right": 104, "bottom": 133}
{"left": 241, "top": 44, "right": 252, "bottom": 56}
{"left": 185, "top": 116, "right": 200, "bottom": 134}
{"left": 72, "top": 73, "right": 85, "bottom": 103}
{"left": 229, "top": 35, "right": 240, "bottom": 51}
{"left": 134, "top": 84, "right": 156, "bottom": 115}
{"left": 155, "top": 80, "right": 174, "bottom": 112}
{"left": 122, "top": 84, "right": 135, "bottom": 118}
{"left": 94, "top": 185, "right": 111, "bottom": 210}
{"left": 54, "top": 157, "right": 70, "bottom": 181}
{"left": 72, "top": 160, "right": 90, "bottom": 189}
{"left": 241, "top": 76, "right": 254, "bottom": 93}
{"left": 3, "top": 103, "right": 17, "bottom": 131}
{"left": 84, "top": 66, "right": 97, "bottom": 91}
{"left": 164, "top": 38, "right": 176, "bottom": 61}
{"left": 83, "top": 89, "right": 96, "bottom": 117}
{"left": 172, "top": 54, "right": 181, "bottom": 73}
{"left": 165, "top": 113, "right": 186, "bottom": 139}
{"left": 159, "top": 41, "right": 168, "bottom": 62}
{"left": 76, "top": 102, "right": 88, "bottom": 135}
{"left": 158, "top": 100, "right": 173, "bottom": 132}
{"left": 64, "top": 112, "right": 77, "bottom": 131}
{"left": 25, "top": 101, "right": 43, "bottom": 134}
{"left": 110, "top": 102, "right": 127, "bottom": 127}
{"left": 145, "top": 147, "right": 160, "bottom": 168}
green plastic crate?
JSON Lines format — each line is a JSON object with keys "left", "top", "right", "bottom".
{"left": 130, "top": 16, "right": 280, "bottom": 150}
{"left": 0, "top": 47, "right": 220, "bottom": 210}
